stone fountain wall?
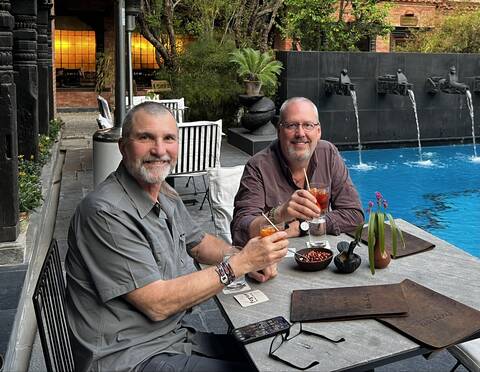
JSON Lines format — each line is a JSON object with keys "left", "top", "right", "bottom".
{"left": 276, "top": 51, "right": 480, "bottom": 149}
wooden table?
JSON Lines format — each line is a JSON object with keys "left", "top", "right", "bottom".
{"left": 213, "top": 219, "right": 480, "bottom": 371}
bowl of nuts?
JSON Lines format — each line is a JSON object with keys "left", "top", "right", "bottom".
{"left": 294, "top": 247, "right": 333, "bottom": 271}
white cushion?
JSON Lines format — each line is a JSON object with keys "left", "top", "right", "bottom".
{"left": 207, "top": 165, "right": 245, "bottom": 243}
{"left": 448, "top": 338, "right": 480, "bottom": 372}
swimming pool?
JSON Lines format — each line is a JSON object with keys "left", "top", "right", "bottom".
{"left": 341, "top": 144, "right": 480, "bottom": 258}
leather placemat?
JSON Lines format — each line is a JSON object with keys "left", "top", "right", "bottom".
{"left": 290, "top": 283, "right": 409, "bottom": 322}
{"left": 378, "top": 279, "right": 480, "bottom": 349}
{"left": 347, "top": 224, "right": 435, "bottom": 258}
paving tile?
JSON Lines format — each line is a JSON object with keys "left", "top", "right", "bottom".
{"left": 0, "top": 309, "right": 16, "bottom": 356}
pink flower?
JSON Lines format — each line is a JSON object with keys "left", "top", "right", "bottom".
{"left": 383, "top": 200, "right": 388, "bottom": 209}
{"left": 375, "top": 191, "right": 382, "bottom": 200}
{"left": 368, "top": 201, "right": 374, "bottom": 208}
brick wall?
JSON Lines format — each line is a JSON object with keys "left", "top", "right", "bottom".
{"left": 385, "top": 2, "right": 437, "bottom": 28}
{"left": 56, "top": 90, "right": 113, "bottom": 109}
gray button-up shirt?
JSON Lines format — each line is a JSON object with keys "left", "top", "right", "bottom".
{"left": 65, "top": 163, "right": 205, "bottom": 372}
{"left": 232, "top": 140, "right": 364, "bottom": 246}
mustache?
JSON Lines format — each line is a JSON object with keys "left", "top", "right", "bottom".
{"left": 142, "top": 155, "right": 172, "bottom": 163}
{"left": 291, "top": 138, "right": 309, "bottom": 144}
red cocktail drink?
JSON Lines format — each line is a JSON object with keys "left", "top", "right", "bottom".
{"left": 309, "top": 186, "right": 329, "bottom": 215}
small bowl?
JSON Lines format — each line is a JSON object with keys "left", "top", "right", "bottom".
{"left": 294, "top": 247, "right": 333, "bottom": 271}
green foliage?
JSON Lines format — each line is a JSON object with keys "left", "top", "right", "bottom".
{"left": 281, "top": 0, "right": 392, "bottom": 51}
{"left": 18, "top": 117, "right": 64, "bottom": 213}
{"left": 182, "top": 0, "right": 237, "bottom": 39}
{"left": 18, "top": 156, "right": 42, "bottom": 213}
{"left": 166, "top": 37, "right": 242, "bottom": 128}
{"left": 229, "top": 48, "right": 283, "bottom": 92}
{"left": 397, "top": 11, "right": 480, "bottom": 53}
{"left": 230, "top": 0, "right": 284, "bottom": 51}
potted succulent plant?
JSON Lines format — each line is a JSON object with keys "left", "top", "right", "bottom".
{"left": 229, "top": 48, "right": 283, "bottom": 96}
{"left": 355, "top": 192, "right": 405, "bottom": 274}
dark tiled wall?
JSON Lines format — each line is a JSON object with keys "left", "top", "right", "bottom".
{"left": 277, "top": 51, "right": 480, "bottom": 149}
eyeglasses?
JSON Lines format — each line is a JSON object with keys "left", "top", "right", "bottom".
{"left": 269, "top": 322, "right": 345, "bottom": 370}
{"left": 280, "top": 122, "right": 319, "bottom": 132}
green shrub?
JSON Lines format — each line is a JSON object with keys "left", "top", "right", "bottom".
{"left": 18, "top": 156, "right": 42, "bottom": 213}
{"left": 398, "top": 11, "right": 480, "bottom": 53}
{"left": 18, "top": 117, "right": 64, "bottom": 213}
{"left": 159, "top": 37, "right": 242, "bottom": 129}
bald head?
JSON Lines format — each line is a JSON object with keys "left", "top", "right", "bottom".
{"left": 278, "top": 97, "right": 319, "bottom": 125}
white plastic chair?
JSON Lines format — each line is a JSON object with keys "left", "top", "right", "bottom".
{"left": 96, "top": 96, "right": 113, "bottom": 128}
{"left": 128, "top": 97, "right": 187, "bottom": 123}
{"left": 449, "top": 339, "right": 480, "bottom": 372}
{"left": 169, "top": 120, "right": 222, "bottom": 211}
{"left": 206, "top": 165, "right": 245, "bottom": 243}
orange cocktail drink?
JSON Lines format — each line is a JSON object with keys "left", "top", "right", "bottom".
{"left": 259, "top": 222, "right": 285, "bottom": 237}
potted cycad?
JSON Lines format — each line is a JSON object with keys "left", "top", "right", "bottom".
{"left": 229, "top": 48, "right": 283, "bottom": 96}
{"left": 355, "top": 192, "right": 405, "bottom": 274}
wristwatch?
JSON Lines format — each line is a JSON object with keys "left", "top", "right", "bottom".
{"left": 298, "top": 220, "right": 309, "bottom": 237}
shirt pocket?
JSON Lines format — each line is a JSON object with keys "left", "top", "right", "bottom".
{"left": 149, "top": 231, "right": 171, "bottom": 279}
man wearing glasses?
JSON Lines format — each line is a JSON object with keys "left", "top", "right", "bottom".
{"left": 232, "top": 97, "right": 364, "bottom": 281}
{"left": 65, "top": 102, "right": 288, "bottom": 372}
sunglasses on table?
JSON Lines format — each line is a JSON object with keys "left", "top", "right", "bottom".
{"left": 269, "top": 322, "right": 345, "bottom": 370}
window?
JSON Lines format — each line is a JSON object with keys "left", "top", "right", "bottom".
{"left": 131, "top": 33, "right": 157, "bottom": 69}
{"left": 54, "top": 30, "right": 96, "bottom": 72}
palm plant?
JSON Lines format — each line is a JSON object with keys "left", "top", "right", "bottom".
{"left": 229, "top": 48, "right": 283, "bottom": 94}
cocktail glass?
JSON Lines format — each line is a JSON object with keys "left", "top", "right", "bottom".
{"left": 259, "top": 222, "right": 285, "bottom": 238}
{"left": 307, "top": 184, "right": 329, "bottom": 246}
{"left": 308, "top": 184, "right": 330, "bottom": 219}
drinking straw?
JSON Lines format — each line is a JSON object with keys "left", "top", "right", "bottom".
{"left": 303, "top": 168, "right": 310, "bottom": 190}
{"left": 261, "top": 212, "right": 280, "bottom": 231}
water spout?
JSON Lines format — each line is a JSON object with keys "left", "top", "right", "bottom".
{"left": 325, "top": 69, "right": 355, "bottom": 96}
{"left": 465, "top": 90, "right": 478, "bottom": 159}
{"left": 350, "top": 90, "right": 362, "bottom": 165}
{"left": 407, "top": 89, "right": 424, "bottom": 163}
{"left": 377, "top": 69, "right": 412, "bottom": 96}
{"left": 426, "top": 66, "right": 469, "bottom": 95}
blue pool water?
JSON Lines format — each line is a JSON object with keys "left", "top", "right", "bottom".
{"left": 341, "top": 144, "right": 480, "bottom": 258}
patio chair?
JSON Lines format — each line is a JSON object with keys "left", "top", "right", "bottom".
{"left": 206, "top": 165, "right": 245, "bottom": 243}
{"left": 129, "top": 96, "right": 147, "bottom": 106}
{"left": 448, "top": 339, "right": 480, "bottom": 372}
{"left": 126, "top": 97, "right": 187, "bottom": 123}
{"left": 169, "top": 120, "right": 222, "bottom": 212}
{"left": 32, "top": 239, "right": 75, "bottom": 372}
{"left": 97, "top": 95, "right": 113, "bottom": 128}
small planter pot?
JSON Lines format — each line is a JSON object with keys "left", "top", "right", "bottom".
{"left": 373, "top": 243, "right": 391, "bottom": 269}
{"left": 244, "top": 80, "right": 262, "bottom": 96}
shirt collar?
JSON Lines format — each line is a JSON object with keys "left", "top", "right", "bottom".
{"left": 115, "top": 162, "right": 158, "bottom": 219}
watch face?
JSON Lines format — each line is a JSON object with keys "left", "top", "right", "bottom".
{"left": 300, "top": 221, "right": 309, "bottom": 231}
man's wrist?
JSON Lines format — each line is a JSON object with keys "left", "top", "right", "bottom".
{"left": 267, "top": 207, "right": 278, "bottom": 224}
{"left": 215, "top": 261, "right": 236, "bottom": 286}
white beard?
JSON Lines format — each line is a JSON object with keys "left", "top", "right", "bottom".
{"left": 125, "top": 155, "right": 174, "bottom": 185}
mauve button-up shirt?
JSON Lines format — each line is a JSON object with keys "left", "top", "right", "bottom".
{"left": 231, "top": 140, "right": 364, "bottom": 246}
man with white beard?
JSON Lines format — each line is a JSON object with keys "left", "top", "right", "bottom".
{"left": 65, "top": 102, "right": 288, "bottom": 372}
